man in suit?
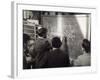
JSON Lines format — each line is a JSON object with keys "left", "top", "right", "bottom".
{"left": 32, "top": 27, "right": 52, "bottom": 68}
{"left": 47, "top": 37, "right": 70, "bottom": 68}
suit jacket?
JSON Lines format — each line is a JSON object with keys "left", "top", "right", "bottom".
{"left": 47, "top": 48, "right": 70, "bottom": 68}
{"left": 32, "top": 38, "right": 52, "bottom": 68}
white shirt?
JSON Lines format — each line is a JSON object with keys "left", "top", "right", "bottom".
{"left": 74, "top": 52, "right": 91, "bottom": 66}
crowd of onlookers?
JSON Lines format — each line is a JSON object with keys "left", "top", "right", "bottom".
{"left": 23, "top": 27, "right": 90, "bottom": 69}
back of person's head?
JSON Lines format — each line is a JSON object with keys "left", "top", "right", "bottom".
{"left": 23, "top": 34, "right": 30, "bottom": 44}
{"left": 37, "top": 27, "right": 47, "bottom": 38}
{"left": 82, "top": 39, "right": 90, "bottom": 53}
{"left": 52, "top": 37, "right": 62, "bottom": 48}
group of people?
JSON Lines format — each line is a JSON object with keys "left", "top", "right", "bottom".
{"left": 23, "top": 27, "right": 90, "bottom": 69}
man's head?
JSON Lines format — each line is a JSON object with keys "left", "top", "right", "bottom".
{"left": 37, "top": 27, "right": 47, "bottom": 38}
{"left": 52, "top": 37, "right": 62, "bottom": 48}
{"left": 82, "top": 39, "right": 90, "bottom": 53}
{"left": 27, "top": 39, "right": 34, "bottom": 54}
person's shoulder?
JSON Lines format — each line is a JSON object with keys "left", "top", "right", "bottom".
{"left": 77, "top": 54, "right": 87, "bottom": 61}
{"left": 35, "top": 38, "right": 45, "bottom": 43}
{"left": 79, "top": 53, "right": 89, "bottom": 58}
{"left": 49, "top": 49, "right": 55, "bottom": 53}
{"left": 77, "top": 54, "right": 83, "bottom": 60}
{"left": 46, "top": 50, "right": 54, "bottom": 58}
{"left": 55, "top": 49, "right": 66, "bottom": 56}
{"left": 59, "top": 49, "right": 67, "bottom": 54}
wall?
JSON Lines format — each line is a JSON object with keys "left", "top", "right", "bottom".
{"left": 0, "top": 0, "right": 100, "bottom": 80}
{"left": 43, "top": 14, "right": 85, "bottom": 59}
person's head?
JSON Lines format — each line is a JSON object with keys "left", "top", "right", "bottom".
{"left": 27, "top": 39, "right": 34, "bottom": 53}
{"left": 82, "top": 39, "right": 90, "bottom": 53}
{"left": 52, "top": 37, "right": 62, "bottom": 48}
{"left": 37, "top": 27, "right": 47, "bottom": 38}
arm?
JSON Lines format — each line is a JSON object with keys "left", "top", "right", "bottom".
{"left": 73, "top": 56, "right": 82, "bottom": 66}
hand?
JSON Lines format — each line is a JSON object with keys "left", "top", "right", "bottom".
{"left": 26, "top": 56, "right": 32, "bottom": 63}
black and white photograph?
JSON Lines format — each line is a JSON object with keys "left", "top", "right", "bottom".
{"left": 11, "top": 1, "right": 97, "bottom": 78}
{"left": 23, "top": 10, "right": 91, "bottom": 69}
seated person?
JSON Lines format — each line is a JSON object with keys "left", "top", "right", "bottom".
{"left": 47, "top": 37, "right": 70, "bottom": 68}
{"left": 73, "top": 39, "right": 91, "bottom": 66}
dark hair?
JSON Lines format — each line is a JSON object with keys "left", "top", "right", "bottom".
{"left": 52, "top": 37, "right": 62, "bottom": 48}
{"left": 37, "top": 28, "right": 47, "bottom": 37}
{"left": 82, "top": 39, "right": 90, "bottom": 53}
{"left": 23, "top": 34, "right": 30, "bottom": 44}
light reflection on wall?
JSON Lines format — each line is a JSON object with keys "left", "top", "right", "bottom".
{"left": 56, "top": 13, "right": 63, "bottom": 41}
